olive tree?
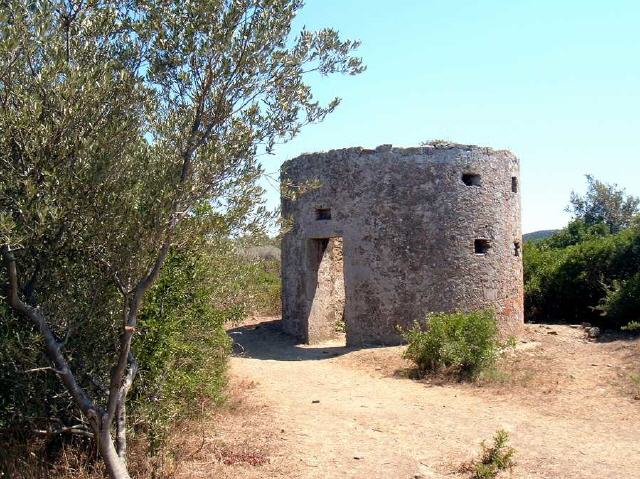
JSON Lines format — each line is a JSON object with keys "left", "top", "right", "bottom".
{"left": 568, "top": 174, "right": 640, "bottom": 233}
{"left": 0, "top": 1, "right": 363, "bottom": 477}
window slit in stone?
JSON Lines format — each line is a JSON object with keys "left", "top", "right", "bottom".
{"left": 316, "top": 208, "right": 331, "bottom": 220}
{"left": 474, "top": 239, "right": 491, "bottom": 255}
{"left": 511, "top": 176, "right": 518, "bottom": 193}
{"left": 462, "top": 173, "right": 482, "bottom": 187}
{"left": 514, "top": 241, "right": 521, "bottom": 257}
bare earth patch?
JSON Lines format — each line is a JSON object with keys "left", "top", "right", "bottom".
{"left": 177, "top": 317, "right": 640, "bottom": 479}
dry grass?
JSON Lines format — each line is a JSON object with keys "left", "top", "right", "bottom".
{"left": 0, "top": 433, "right": 174, "bottom": 479}
{"left": 171, "top": 378, "right": 287, "bottom": 479}
{"left": 0, "top": 434, "right": 103, "bottom": 479}
{"left": 629, "top": 373, "right": 640, "bottom": 400}
{"left": 4, "top": 322, "right": 639, "bottom": 479}
{"left": 0, "top": 380, "right": 272, "bottom": 479}
{"left": 332, "top": 323, "right": 640, "bottom": 412}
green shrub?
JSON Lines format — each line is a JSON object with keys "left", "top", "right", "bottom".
{"left": 131, "top": 237, "right": 262, "bottom": 454}
{"left": 233, "top": 238, "right": 281, "bottom": 316}
{"left": 524, "top": 222, "right": 640, "bottom": 327}
{"left": 598, "top": 273, "right": 640, "bottom": 326}
{"left": 471, "top": 429, "right": 516, "bottom": 479}
{"left": 523, "top": 241, "right": 569, "bottom": 319}
{"left": 241, "top": 257, "right": 281, "bottom": 315}
{"left": 402, "top": 310, "right": 506, "bottom": 379}
{"left": 622, "top": 321, "right": 640, "bottom": 332}
{"left": 0, "top": 237, "right": 247, "bottom": 464}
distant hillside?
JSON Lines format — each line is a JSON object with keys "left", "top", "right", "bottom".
{"left": 523, "top": 229, "right": 559, "bottom": 242}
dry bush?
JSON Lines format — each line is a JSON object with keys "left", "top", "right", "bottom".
{"left": 459, "top": 429, "right": 516, "bottom": 479}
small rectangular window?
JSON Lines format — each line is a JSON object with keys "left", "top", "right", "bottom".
{"left": 511, "top": 176, "right": 518, "bottom": 193}
{"left": 316, "top": 208, "right": 331, "bottom": 220}
{"left": 462, "top": 173, "right": 482, "bottom": 187}
{"left": 474, "top": 239, "right": 491, "bottom": 255}
{"left": 514, "top": 241, "right": 521, "bottom": 257}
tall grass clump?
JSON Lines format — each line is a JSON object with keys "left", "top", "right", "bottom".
{"left": 402, "top": 310, "right": 509, "bottom": 379}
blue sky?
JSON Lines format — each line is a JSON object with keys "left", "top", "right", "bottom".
{"left": 260, "top": 0, "right": 640, "bottom": 233}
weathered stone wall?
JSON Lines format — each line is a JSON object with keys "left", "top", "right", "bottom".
{"left": 281, "top": 143, "right": 523, "bottom": 346}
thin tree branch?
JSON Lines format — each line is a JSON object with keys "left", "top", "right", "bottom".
{"left": 105, "top": 230, "right": 172, "bottom": 424}
{"left": 33, "top": 425, "right": 94, "bottom": 439}
{"left": 1, "top": 245, "right": 101, "bottom": 428}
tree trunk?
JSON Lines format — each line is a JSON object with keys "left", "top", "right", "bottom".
{"left": 99, "top": 426, "right": 132, "bottom": 479}
{"left": 115, "top": 355, "right": 137, "bottom": 460}
{"left": 115, "top": 400, "right": 127, "bottom": 460}
{"left": 2, "top": 246, "right": 133, "bottom": 479}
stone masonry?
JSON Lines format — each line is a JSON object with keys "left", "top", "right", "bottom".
{"left": 280, "top": 143, "right": 523, "bottom": 346}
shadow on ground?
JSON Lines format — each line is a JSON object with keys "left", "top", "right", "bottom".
{"left": 593, "top": 331, "right": 640, "bottom": 344}
{"left": 228, "top": 319, "right": 378, "bottom": 361}
{"left": 527, "top": 320, "right": 640, "bottom": 343}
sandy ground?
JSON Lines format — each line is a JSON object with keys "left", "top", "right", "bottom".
{"left": 176, "top": 317, "right": 640, "bottom": 479}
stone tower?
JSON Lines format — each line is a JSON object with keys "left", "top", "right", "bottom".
{"left": 280, "top": 143, "right": 523, "bottom": 346}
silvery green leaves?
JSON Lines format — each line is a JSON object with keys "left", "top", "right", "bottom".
{"left": 1, "top": 1, "right": 361, "bottom": 477}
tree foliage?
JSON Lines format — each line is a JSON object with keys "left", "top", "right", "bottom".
{"left": 525, "top": 176, "right": 640, "bottom": 327}
{"left": 524, "top": 226, "right": 640, "bottom": 324}
{"left": 568, "top": 174, "right": 639, "bottom": 233}
{"left": 0, "top": 1, "right": 363, "bottom": 476}
{"left": 596, "top": 272, "right": 640, "bottom": 327}
{"left": 0, "top": 225, "right": 283, "bottom": 474}
{"left": 131, "top": 237, "right": 239, "bottom": 456}
{"left": 542, "top": 218, "right": 610, "bottom": 248}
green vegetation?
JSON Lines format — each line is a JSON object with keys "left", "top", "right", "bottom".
{"left": 0, "top": 0, "right": 360, "bottom": 476}
{"left": 402, "top": 310, "right": 510, "bottom": 379}
{"left": 0, "top": 227, "right": 282, "bottom": 474}
{"left": 567, "top": 175, "right": 639, "bottom": 234}
{"left": 524, "top": 176, "right": 640, "bottom": 328}
{"left": 621, "top": 320, "right": 640, "bottom": 332}
{"left": 238, "top": 242, "right": 282, "bottom": 316}
{"left": 468, "top": 429, "right": 516, "bottom": 479}
{"left": 132, "top": 243, "right": 237, "bottom": 455}
{"left": 599, "top": 274, "right": 640, "bottom": 329}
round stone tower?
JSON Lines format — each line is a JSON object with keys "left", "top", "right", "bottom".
{"left": 280, "top": 143, "right": 523, "bottom": 346}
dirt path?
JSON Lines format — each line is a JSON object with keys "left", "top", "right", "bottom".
{"left": 178, "top": 318, "right": 640, "bottom": 479}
